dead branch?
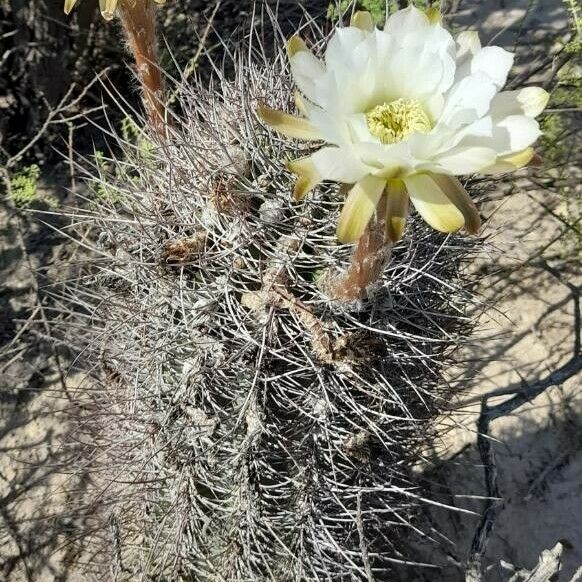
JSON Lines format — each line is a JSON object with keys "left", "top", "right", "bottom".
{"left": 506, "top": 541, "right": 566, "bottom": 582}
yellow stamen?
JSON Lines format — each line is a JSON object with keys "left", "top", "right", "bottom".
{"left": 366, "top": 98, "right": 431, "bottom": 144}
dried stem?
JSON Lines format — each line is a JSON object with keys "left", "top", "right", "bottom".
{"left": 118, "top": 0, "right": 165, "bottom": 135}
{"left": 330, "top": 196, "right": 392, "bottom": 301}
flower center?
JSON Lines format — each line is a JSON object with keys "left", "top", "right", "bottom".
{"left": 366, "top": 98, "right": 432, "bottom": 144}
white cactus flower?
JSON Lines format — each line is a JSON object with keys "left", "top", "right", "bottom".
{"left": 258, "top": 6, "right": 549, "bottom": 243}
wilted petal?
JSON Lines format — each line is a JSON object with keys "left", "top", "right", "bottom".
{"left": 337, "top": 176, "right": 386, "bottom": 243}
{"left": 257, "top": 104, "right": 322, "bottom": 141}
{"left": 287, "top": 36, "right": 308, "bottom": 57}
{"left": 64, "top": 0, "right": 78, "bottom": 14}
{"left": 480, "top": 147, "right": 535, "bottom": 174}
{"left": 286, "top": 157, "right": 322, "bottom": 201}
{"left": 99, "top": 0, "right": 117, "bottom": 20}
{"left": 384, "top": 180, "right": 409, "bottom": 242}
{"left": 490, "top": 87, "right": 550, "bottom": 119}
{"left": 404, "top": 173, "right": 465, "bottom": 233}
{"left": 293, "top": 90, "right": 308, "bottom": 116}
{"left": 425, "top": 6, "right": 442, "bottom": 25}
{"left": 350, "top": 11, "right": 375, "bottom": 32}
{"left": 429, "top": 174, "right": 480, "bottom": 234}
{"left": 311, "top": 146, "right": 370, "bottom": 183}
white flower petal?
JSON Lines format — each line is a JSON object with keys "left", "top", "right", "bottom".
{"left": 480, "top": 147, "right": 535, "bottom": 174}
{"left": 490, "top": 87, "right": 550, "bottom": 119}
{"left": 355, "top": 141, "right": 414, "bottom": 178}
{"left": 384, "top": 5, "right": 429, "bottom": 38}
{"left": 325, "top": 27, "right": 367, "bottom": 70}
{"left": 345, "top": 113, "right": 379, "bottom": 143}
{"left": 432, "top": 146, "right": 497, "bottom": 174}
{"left": 440, "top": 72, "right": 497, "bottom": 127}
{"left": 311, "top": 146, "right": 370, "bottom": 183}
{"left": 491, "top": 115, "right": 542, "bottom": 154}
{"left": 305, "top": 102, "right": 351, "bottom": 144}
{"left": 381, "top": 7, "right": 455, "bottom": 100}
{"left": 413, "top": 116, "right": 493, "bottom": 159}
{"left": 314, "top": 61, "right": 377, "bottom": 114}
{"left": 453, "top": 31, "right": 481, "bottom": 82}
{"left": 386, "top": 45, "right": 455, "bottom": 101}
{"left": 404, "top": 173, "right": 465, "bottom": 233}
{"left": 337, "top": 176, "right": 386, "bottom": 243}
{"left": 289, "top": 47, "right": 326, "bottom": 104}
{"left": 470, "top": 46, "right": 514, "bottom": 88}
{"left": 456, "top": 31, "right": 481, "bottom": 60}
{"left": 424, "top": 92, "right": 445, "bottom": 121}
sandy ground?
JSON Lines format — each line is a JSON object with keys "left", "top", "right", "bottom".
{"left": 400, "top": 1, "right": 582, "bottom": 579}
{"left": 1, "top": 0, "right": 580, "bottom": 580}
{"left": 403, "top": 1, "right": 582, "bottom": 580}
{"left": 409, "top": 181, "right": 581, "bottom": 581}
{"left": 0, "top": 191, "right": 91, "bottom": 581}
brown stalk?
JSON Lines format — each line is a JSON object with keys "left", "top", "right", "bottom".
{"left": 118, "top": 0, "right": 165, "bottom": 136}
{"left": 330, "top": 195, "right": 392, "bottom": 301}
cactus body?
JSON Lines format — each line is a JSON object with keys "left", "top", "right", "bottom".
{"left": 60, "top": 32, "right": 479, "bottom": 581}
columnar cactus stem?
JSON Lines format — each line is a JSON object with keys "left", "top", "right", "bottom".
{"left": 330, "top": 197, "right": 392, "bottom": 300}
{"left": 55, "top": 15, "right": 483, "bottom": 577}
{"left": 118, "top": 0, "right": 165, "bottom": 135}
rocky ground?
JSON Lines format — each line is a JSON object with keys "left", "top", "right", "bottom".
{"left": 1, "top": 0, "right": 580, "bottom": 580}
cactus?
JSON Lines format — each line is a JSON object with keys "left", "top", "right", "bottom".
{"left": 56, "top": 23, "right": 481, "bottom": 581}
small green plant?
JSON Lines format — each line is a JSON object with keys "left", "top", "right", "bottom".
{"left": 538, "top": 28, "right": 581, "bottom": 258}
{"left": 327, "top": 0, "right": 386, "bottom": 24}
{"left": 121, "top": 116, "right": 155, "bottom": 159}
{"left": 93, "top": 127, "right": 156, "bottom": 204}
{"left": 327, "top": 0, "right": 438, "bottom": 24}
{"left": 9, "top": 165, "right": 40, "bottom": 207}
{"left": 564, "top": 0, "right": 581, "bottom": 51}
{"left": 94, "top": 150, "right": 124, "bottom": 203}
